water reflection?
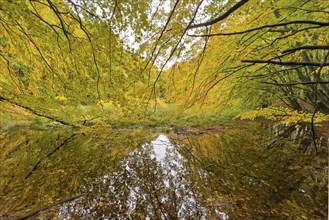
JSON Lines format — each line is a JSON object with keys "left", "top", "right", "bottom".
{"left": 0, "top": 128, "right": 151, "bottom": 219}
{"left": 58, "top": 134, "right": 228, "bottom": 219}
{"left": 1, "top": 122, "right": 327, "bottom": 219}
{"left": 175, "top": 123, "right": 328, "bottom": 219}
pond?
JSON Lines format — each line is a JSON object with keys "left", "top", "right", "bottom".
{"left": 0, "top": 122, "right": 328, "bottom": 219}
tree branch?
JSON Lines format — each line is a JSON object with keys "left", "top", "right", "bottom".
{"left": 241, "top": 59, "right": 329, "bottom": 66}
{"left": 188, "top": 20, "right": 329, "bottom": 37}
{"left": 262, "top": 81, "right": 329, "bottom": 86}
{"left": 187, "top": 0, "right": 249, "bottom": 29}
{"left": 282, "top": 45, "right": 329, "bottom": 54}
{"left": 0, "top": 95, "right": 75, "bottom": 127}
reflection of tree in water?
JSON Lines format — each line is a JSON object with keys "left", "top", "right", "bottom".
{"left": 176, "top": 123, "right": 328, "bottom": 219}
{"left": 55, "top": 124, "right": 327, "bottom": 219}
{"left": 0, "top": 128, "right": 150, "bottom": 219}
{"left": 58, "top": 135, "right": 228, "bottom": 219}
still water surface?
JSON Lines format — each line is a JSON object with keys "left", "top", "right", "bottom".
{"left": 0, "top": 122, "right": 327, "bottom": 219}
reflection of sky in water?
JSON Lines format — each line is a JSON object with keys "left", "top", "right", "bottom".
{"left": 58, "top": 135, "right": 228, "bottom": 219}
{"left": 152, "top": 134, "right": 170, "bottom": 162}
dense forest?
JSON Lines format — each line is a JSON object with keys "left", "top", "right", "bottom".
{"left": 1, "top": 0, "right": 328, "bottom": 128}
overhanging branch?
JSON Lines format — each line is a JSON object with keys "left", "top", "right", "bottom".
{"left": 262, "top": 81, "right": 329, "bottom": 86}
{"left": 282, "top": 45, "right": 329, "bottom": 53}
{"left": 187, "top": 0, "right": 249, "bottom": 29}
{"left": 0, "top": 95, "right": 75, "bottom": 127}
{"left": 188, "top": 20, "right": 329, "bottom": 37}
{"left": 242, "top": 60, "right": 329, "bottom": 66}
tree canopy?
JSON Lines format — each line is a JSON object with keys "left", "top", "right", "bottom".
{"left": 0, "top": 0, "right": 328, "bottom": 127}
